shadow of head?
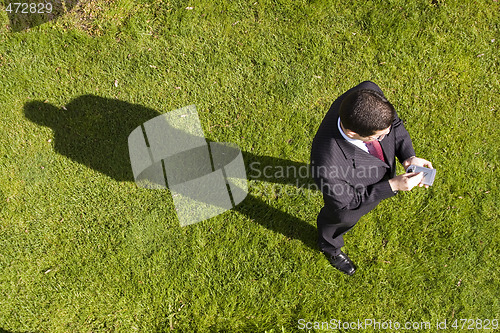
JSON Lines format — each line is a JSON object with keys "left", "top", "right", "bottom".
{"left": 4, "top": 0, "right": 78, "bottom": 32}
{"left": 24, "top": 95, "right": 161, "bottom": 181}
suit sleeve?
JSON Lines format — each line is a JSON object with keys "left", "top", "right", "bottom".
{"left": 392, "top": 110, "right": 416, "bottom": 164}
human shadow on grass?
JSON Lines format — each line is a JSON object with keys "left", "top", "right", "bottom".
{"left": 24, "top": 96, "right": 318, "bottom": 250}
{"left": 3, "top": 0, "right": 79, "bottom": 32}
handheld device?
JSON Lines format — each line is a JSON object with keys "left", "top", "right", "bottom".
{"left": 406, "top": 165, "right": 436, "bottom": 186}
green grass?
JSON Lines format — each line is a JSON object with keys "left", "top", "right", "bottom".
{"left": 0, "top": 0, "right": 499, "bottom": 331}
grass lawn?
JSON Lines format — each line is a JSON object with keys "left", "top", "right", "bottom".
{"left": 0, "top": 0, "right": 499, "bottom": 331}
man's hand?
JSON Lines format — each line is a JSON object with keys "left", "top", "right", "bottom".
{"left": 402, "top": 156, "right": 433, "bottom": 171}
{"left": 389, "top": 172, "right": 425, "bottom": 192}
{"left": 402, "top": 156, "right": 433, "bottom": 188}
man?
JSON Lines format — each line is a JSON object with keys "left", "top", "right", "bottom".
{"left": 310, "top": 81, "right": 433, "bottom": 275}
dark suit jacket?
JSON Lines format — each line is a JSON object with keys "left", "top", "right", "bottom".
{"left": 311, "top": 81, "right": 416, "bottom": 225}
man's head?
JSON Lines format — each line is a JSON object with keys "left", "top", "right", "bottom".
{"left": 339, "top": 89, "right": 395, "bottom": 139}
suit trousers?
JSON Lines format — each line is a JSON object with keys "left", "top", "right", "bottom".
{"left": 316, "top": 172, "right": 391, "bottom": 256}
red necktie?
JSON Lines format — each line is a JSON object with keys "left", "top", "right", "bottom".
{"left": 365, "top": 140, "right": 385, "bottom": 163}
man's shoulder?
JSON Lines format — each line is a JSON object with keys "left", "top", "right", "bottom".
{"left": 350, "top": 81, "right": 384, "bottom": 95}
{"left": 323, "top": 81, "right": 385, "bottom": 118}
{"left": 311, "top": 133, "right": 350, "bottom": 166}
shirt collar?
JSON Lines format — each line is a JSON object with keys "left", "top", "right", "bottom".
{"left": 337, "top": 117, "right": 368, "bottom": 153}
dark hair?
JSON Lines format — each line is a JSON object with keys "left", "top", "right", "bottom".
{"left": 339, "top": 89, "right": 395, "bottom": 137}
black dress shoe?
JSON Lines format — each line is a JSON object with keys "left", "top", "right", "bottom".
{"left": 326, "top": 251, "right": 356, "bottom": 276}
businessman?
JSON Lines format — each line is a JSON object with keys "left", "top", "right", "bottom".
{"left": 310, "top": 81, "right": 433, "bottom": 275}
